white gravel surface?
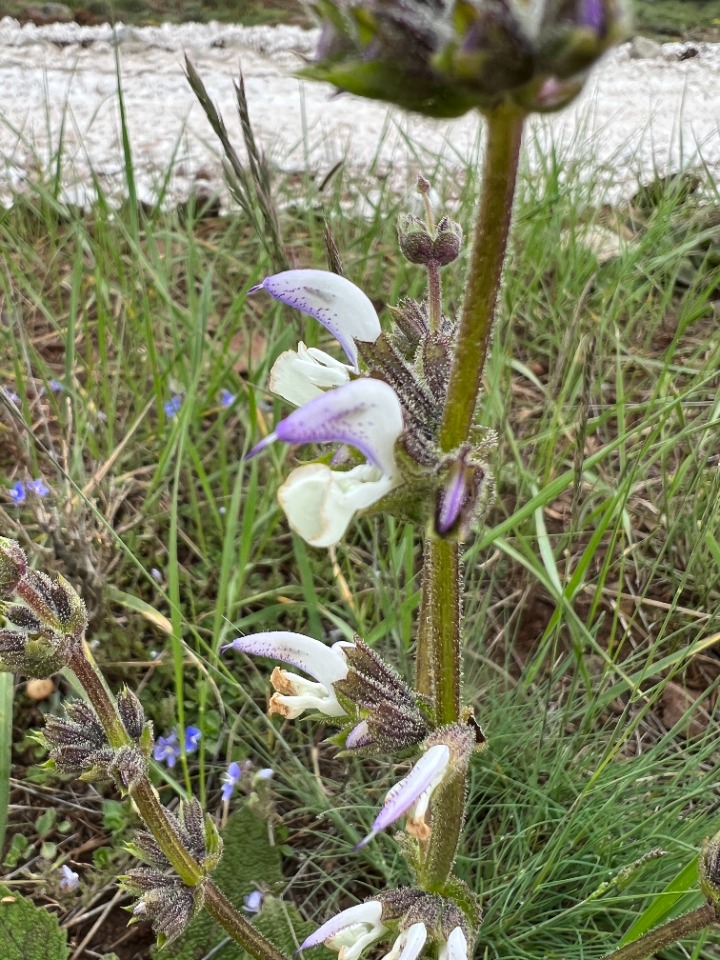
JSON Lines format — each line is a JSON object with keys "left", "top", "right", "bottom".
{"left": 0, "top": 17, "right": 718, "bottom": 208}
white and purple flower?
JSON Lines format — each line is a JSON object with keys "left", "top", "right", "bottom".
{"left": 299, "top": 900, "right": 388, "bottom": 960}
{"left": 357, "top": 744, "right": 452, "bottom": 848}
{"left": 250, "top": 270, "right": 404, "bottom": 548}
{"left": 224, "top": 631, "right": 353, "bottom": 719}
{"left": 60, "top": 864, "right": 80, "bottom": 892}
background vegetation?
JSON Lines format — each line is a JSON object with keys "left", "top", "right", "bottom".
{"left": 1, "top": 3, "right": 720, "bottom": 960}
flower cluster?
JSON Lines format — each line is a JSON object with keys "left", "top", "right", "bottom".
{"left": 0, "top": 538, "right": 87, "bottom": 678}
{"left": 249, "top": 253, "right": 496, "bottom": 547}
{"left": 8, "top": 477, "right": 50, "bottom": 504}
{"left": 124, "top": 799, "right": 223, "bottom": 945}
{"left": 300, "top": 889, "right": 476, "bottom": 960}
{"left": 304, "top": 0, "right": 628, "bottom": 116}
{"left": 226, "top": 629, "right": 481, "bottom": 847}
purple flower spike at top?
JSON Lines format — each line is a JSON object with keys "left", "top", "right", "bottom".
{"left": 300, "top": 900, "right": 387, "bottom": 960}
{"left": 249, "top": 378, "right": 403, "bottom": 478}
{"left": 357, "top": 744, "right": 451, "bottom": 848}
{"left": 251, "top": 270, "right": 381, "bottom": 370}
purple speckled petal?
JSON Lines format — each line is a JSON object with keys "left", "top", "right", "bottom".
{"left": 356, "top": 744, "right": 451, "bottom": 848}
{"left": 223, "top": 632, "right": 351, "bottom": 690}
{"left": 251, "top": 270, "right": 381, "bottom": 369}
{"left": 278, "top": 378, "right": 403, "bottom": 476}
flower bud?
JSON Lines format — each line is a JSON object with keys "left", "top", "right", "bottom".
{"left": 397, "top": 214, "right": 435, "bottom": 265}
{"left": 117, "top": 686, "right": 146, "bottom": 741}
{"left": 0, "top": 538, "right": 27, "bottom": 595}
{"left": 432, "top": 217, "right": 463, "bottom": 266}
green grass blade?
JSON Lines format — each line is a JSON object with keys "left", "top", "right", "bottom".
{"left": 619, "top": 856, "right": 702, "bottom": 946}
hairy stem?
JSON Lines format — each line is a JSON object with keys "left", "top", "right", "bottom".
{"left": 416, "top": 107, "right": 525, "bottom": 890}
{"left": 416, "top": 538, "right": 462, "bottom": 721}
{"left": 600, "top": 903, "right": 716, "bottom": 960}
{"left": 439, "top": 105, "right": 525, "bottom": 453}
{"left": 69, "top": 645, "right": 289, "bottom": 960}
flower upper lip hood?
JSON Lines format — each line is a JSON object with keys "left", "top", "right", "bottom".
{"left": 224, "top": 631, "right": 354, "bottom": 719}
{"left": 300, "top": 900, "right": 388, "bottom": 960}
{"left": 249, "top": 377, "right": 403, "bottom": 478}
{"left": 357, "top": 743, "right": 452, "bottom": 848}
{"left": 251, "top": 269, "right": 381, "bottom": 370}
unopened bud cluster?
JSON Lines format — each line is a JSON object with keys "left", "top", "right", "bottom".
{"left": 44, "top": 686, "right": 153, "bottom": 791}
{"left": 0, "top": 538, "right": 87, "bottom": 677}
{"left": 305, "top": 0, "right": 629, "bottom": 117}
{"left": 124, "top": 799, "right": 223, "bottom": 945}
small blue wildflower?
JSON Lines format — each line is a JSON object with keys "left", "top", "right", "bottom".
{"left": 150, "top": 567, "right": 163, "bottom": 583}
{"left": 153, "top": 730, "right": 181, "bottom": 768}
{"left": 164, "top": 395, "right": 183, "bottom": 418}
{"left": 244, "top": 890, "right": 263, "bottom": 914}
{"left": 26, "top": 477, "right": 50, "bottom": 497}
{"left": 219, "top": 388, "right": 237, "bottom": 409}
{"left": 9, "top": 481, "right": 26, "bottom": 504}
{"left": 60, "top": 864, "right": 80, "bottom": 891}
{"left": 49, "top": 379, "right": 64, "bottom": 393}
{"left": 256, "top": 768, "right": 274, "bottom": 781}
{"left": 1, "top": 387, "right": 20, "bottom": 404}
{"left": 184, "top": 726, "right": 202, "bottom": 754}
{"left": 221, "top": 760, "right": 249, "bottom": 802}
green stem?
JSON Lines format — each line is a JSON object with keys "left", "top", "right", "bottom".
{"left": 69, "top": 646, "right": 289, "bottom": 960}
{"left": 439, "top": 105, "right": 525, "bottom": 453}
{"left": 416, "top": 537, "right": 461, "bottom": 722}
{"left": 416, "top": 106, "right": 525, "bottom": 890}
{"left": 600, "top": 903, "right": 716, "bottom": 960}
{"left": 427, "top": 263, "right": 442, "bottom": 332}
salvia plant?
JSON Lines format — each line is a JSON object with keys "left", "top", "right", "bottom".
{"left": 3, "top": 1, "right": 720, "bottom": 959}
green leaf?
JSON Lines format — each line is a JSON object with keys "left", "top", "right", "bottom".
{"left": 619, "top": 856, "right": 703, "bottom": 946}
{"left": 0, "top": 883, "right": 69, "bottom": 960}
{"left": 161, "top": 806, "right": 316, "bottom": 960}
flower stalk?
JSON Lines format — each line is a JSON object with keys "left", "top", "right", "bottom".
{"left": 439, "top": 105, "right": 526, "bottom": 453}
{"left": 415, "top": 106, "right": 525, "bottom": 890}
{"left": 68, "top": 645, "right": 289, "bottom": 960}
